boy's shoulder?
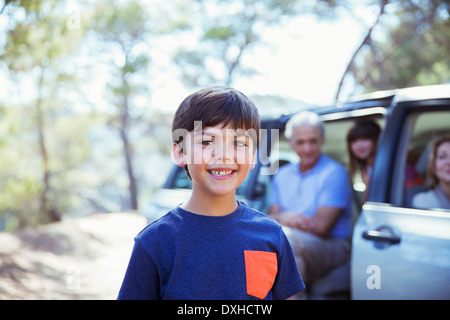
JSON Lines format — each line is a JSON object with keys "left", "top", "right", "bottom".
{"left": 240, "top": 202, "right": 283, "bottom": 231}
{"left": 135, "top": 208, "right": 181, "bottom": 243}
{"left": 242, "top": 202, "right": 275, "bottom": 220}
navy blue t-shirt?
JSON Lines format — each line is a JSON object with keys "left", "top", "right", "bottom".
{"left": 117, "top": 201, "right": 304, "bottom": 300}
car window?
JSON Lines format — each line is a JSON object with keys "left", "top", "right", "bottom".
{"left": 173, "top": 167, "right": 193, "bottom": 189}
{"left": 269, "top": 115, "right": 384, "bottom": 214}
{"left": 272, "top": 117, "right": 384, "bottom": 177}
{"left": 402, "top": 110, "right": 450, "bottom": 210}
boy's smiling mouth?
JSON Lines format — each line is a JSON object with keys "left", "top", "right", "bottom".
{"left": 207, "top": 168, "right": 236, "bottom": 177}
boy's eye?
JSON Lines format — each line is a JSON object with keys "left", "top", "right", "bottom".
{"left": 201, "top": 139, "right": 214, "bottom": 146}
{"left": 234, "top": 140, "right": 248, "bottom": 148}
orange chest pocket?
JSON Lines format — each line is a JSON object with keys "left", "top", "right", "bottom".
{"left": 244, "top": 250, "right": 278, "bottom": 299}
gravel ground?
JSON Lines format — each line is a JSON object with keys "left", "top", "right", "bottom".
{"left": 0, "top": 212, "right": 147, "bottom": 300}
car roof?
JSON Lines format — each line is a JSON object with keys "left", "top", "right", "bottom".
{"left": 261, "top": 84, "right": 450, "bottom": 127}
{"left": 392, "top": 84, "right": 450, "bottom": 103}
{"left": 340, "top": 84, "right": 450, "bottom": 103}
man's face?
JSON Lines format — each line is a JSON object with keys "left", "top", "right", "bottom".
{"left": 289, "top": 124, "right": 324, "bottom": 172}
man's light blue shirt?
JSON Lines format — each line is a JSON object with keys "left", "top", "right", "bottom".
{"left": 269, "top": 154, "right": 352, "bottom": 238}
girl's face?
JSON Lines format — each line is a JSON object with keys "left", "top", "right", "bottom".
{"left": 350, "top": 138, "right": 376, "bottom": 161}
{"left": 435, "top": 141, "right": 450, "bottom": 185}
{"left": 173, "top": 122, "right": 256, "bottom": 199}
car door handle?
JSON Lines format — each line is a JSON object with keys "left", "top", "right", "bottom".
{"left": 362, "top": 226, "right": 401, "bottom": 245}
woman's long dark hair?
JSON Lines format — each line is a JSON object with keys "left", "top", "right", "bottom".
{"left": 346, "top": 120, "right": 381, "bottom": 179}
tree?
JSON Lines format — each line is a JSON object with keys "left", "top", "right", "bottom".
{"left": 174, "top": 0, "right": 340, "bottom": 88}
{"left": 338, "top": 0, "right": 450, "bottom": 97}
{"left": 88, "top": 0, "right": 188, "bottom": 210}
{"left": 0, "top": 0, "right": 87, "bottom": 226}
{"left": 88, "top": 0, "right": 150, "bottom": 210}
{"left": 335, "top": 0, "right": 389, "bottom": 100}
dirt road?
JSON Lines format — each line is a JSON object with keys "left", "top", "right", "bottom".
{"left": 0, "top": 212, "right": 147, "bottom": 300}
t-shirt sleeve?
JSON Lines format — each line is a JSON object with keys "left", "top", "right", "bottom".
{"left": 271, "top": 232, "right": 305, "bottom": 300}
{"left": 318, "top": 165, "right": 351, "bottom": 209}
{"left": 117, "top": 239, "right": 160, "bottom": 300}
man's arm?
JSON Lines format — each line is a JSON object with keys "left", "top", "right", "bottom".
{"left": 267, "top": 205, "right": 343, "bottom": 238}
{"left": 309, "top": 206, "right": 343, "bottom": 237}
{"left": 267, "top": 204, "right": 281, "bottom": 216}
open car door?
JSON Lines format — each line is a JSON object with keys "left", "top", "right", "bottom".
{"left": 351, "top": 86, "right": 450, "bottom": 299}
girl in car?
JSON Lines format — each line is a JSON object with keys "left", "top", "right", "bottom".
{"left": 346, "top": 120, "right": 381, "bottom": 202}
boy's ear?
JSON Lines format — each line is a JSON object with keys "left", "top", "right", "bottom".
{"left": 172, "top": 143, "right": 186, "bottom": 167}
{"left": 249, "top": 150, "right": 257, "bottom": 170}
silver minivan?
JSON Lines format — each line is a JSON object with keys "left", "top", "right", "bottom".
{"left": 143, "top": 84, "right": 450, "bottom": 299}
{"left": 350, "top": 85, "right": 450, "bottom": 299}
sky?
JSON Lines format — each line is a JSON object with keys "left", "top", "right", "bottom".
{"left": 236, "top": 14, "right": 365, "bottom": 104}
{"left": 148, "top": 5, "right": 380, "bottom": 113}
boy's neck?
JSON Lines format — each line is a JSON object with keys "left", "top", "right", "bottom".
{"left": 181, "top": 193, "right": 238, "bottom": 217}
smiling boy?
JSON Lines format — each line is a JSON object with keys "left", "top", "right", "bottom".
{"left": 117, "top": 86, "right": 304, "bottom": 300}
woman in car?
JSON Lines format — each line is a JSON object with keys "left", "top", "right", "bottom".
{"left": 412, "top": 134, "right": 450, "bottom": 210}
{"left": 346, "top": 120, "right": 381, "bottom": 202}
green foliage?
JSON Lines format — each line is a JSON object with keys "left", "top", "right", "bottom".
{"left": 204, "top": 26, "right": 236, "bottom": 41}
{"left": 0, "top": 0, "right": 91, "bottom": 228}
{"left": 90, "top": 0, "right": 147, "bottom": 50}
{"left": 0, "top": 177, "right": 42, "bottom": 230}
{"left": 349, "top": 0, "right": 450, "bottom": 93}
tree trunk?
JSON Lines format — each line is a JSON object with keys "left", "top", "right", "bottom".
{"left": 335, "top": 0, "right": 389, "bottom": 101}
{"left": 119, "top": 71, "right": 138, "bottom": 210}
{"left": 36, "top": 67, "right": 60, "bottom": 222}
{"left": 120, "top": 115, "right": 138, "bottom": 211}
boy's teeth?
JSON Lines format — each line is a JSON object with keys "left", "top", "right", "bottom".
{"left": 211, "top": 170, "right": 233, "bottom": 176}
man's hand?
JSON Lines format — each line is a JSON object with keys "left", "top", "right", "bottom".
{"left": 274, "top": 212, "right": 315, "bottom": 232}
{"left": 268, "top": 205, "right": 343, "bottom": 237}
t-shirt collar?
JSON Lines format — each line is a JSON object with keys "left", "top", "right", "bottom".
{"left": 297, "top": 153, "right": 324, "bottom": 176}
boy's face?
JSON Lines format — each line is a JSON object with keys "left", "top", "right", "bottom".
{"left": 173, "top": 122, "right": 257, "bottom": 198}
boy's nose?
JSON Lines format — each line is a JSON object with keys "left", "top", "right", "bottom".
{"left": 212, "top": 143, "right": 233, "bottom": 164}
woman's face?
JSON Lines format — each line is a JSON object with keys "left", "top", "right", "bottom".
{"left": 435, "top": 141, "right": 450, "bottom": 185}
{"left": 350, "top": 138, "right": 376, "bottom": 161}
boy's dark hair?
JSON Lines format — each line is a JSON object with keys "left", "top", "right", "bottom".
{"left": 172, "top": 86, "right": 261, "bottom": 179}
